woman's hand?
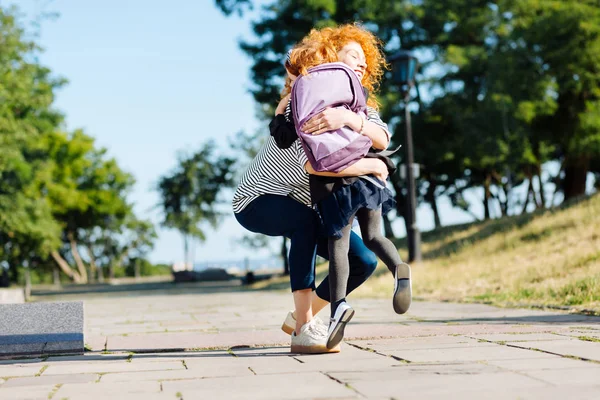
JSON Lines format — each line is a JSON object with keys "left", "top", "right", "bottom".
{"left": 301, "top": 108, "right": 361, "bottom": 135}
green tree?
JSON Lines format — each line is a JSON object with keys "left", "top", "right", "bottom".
{"left": 0, "top": 7, "right": 65, "bottom": 281}
{"left": 508, "top": 0, "right": 600, "bottom": 200}
{"left": 215, "top": 0, "right": 600, "bottom": 228}
{"left": 156, "top": 141, "right": 235, "bottom": 266}
{"left": 44, "top": 130, "right": 135, "bottom": 283}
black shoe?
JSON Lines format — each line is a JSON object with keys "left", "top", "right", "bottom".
{"left": 393, "top": 263, "right": 412, "bottom": 314}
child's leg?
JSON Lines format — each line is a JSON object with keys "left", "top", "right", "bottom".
{"left": 327, "top": 218, "right": 354, "bottom": 316}
{"left": 326, "top": 218, "right": 357, "bottom": 349}
{"left": 355, "top": 207, "right": 402, "bottom": 274}
{"left": 356, "top": 207, "right": 412, "bottom": 314}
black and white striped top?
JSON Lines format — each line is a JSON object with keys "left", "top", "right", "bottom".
{"left": 232, "top": 104, "right": 390, "bottom": 213}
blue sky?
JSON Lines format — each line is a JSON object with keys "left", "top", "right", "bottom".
{"left": 9, "top": 0, "right": 553, "bottom": 265}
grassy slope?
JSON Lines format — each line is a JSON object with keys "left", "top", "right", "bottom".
{"left": 254, "top": 193, "right": 600, "bottom": 313}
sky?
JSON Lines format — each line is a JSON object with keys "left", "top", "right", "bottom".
{"left": 7, "top": 0, "right": 573, "bottom": 266}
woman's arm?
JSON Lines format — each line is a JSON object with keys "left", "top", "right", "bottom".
{"left": 301, "top": 108, "right": 390, "bottom": 150}
{"left": 305, "top": 158, "right": 389, "bottom": 182}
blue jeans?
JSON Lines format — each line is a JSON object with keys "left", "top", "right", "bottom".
{"left": 234, "top": 194, "right": 377, "bottom": 296}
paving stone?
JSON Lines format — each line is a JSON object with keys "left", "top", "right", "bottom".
{"left": 348, "top": 336, "right": 484, "bottom": 352}
{"left": 42, "top": 360, "right": 185, "bottom": 375}
{"left": 129, "top": 350, "right": 231, "bottom": 363}
{"left": 557, "top": 330, "right": 600, "bottom": 340}
{"left": 105, "top": 330, "right": 288, "bottom": 352}
{"left": 0, "top": 384, "right": 57, "bottom": 400}
{"left": 510, "top": 340, "right": 600, "bottom": 362}
{"left": 0, "top": 288, "right": 25, "bottom": 304}
{"left": 330, "top": 368, "right": 548, "bottom": 398}
{"left": 161, "top": 372, "right": 358, "bottom": 399}
{"left": 0, "top": 302, "right": 83, "bottom": 359}
{"left": 468, "top": 333, "right": 572, "bottom": 342}
{"left": 100, "top": 366, "right": 253, "bottom": 382}
{"left": 2, "top": 373, "right": 98, "bottom": 387}
{"left": 486, "top": 354, "right": 596, "bottom": 371}
{"left": 55, "top": 381, "right": 162, "bottom": 398}
{"left": 386, "top": 342, "right": 557, "bottom": 363}
{"left": 522, "top": 366, "right": 600, "bottom": 385}
{"left": 0, "top": 363, "right": 45, "bottom": 378}
{"left": 395, "top": 385, "right": 600, "bottom": 400}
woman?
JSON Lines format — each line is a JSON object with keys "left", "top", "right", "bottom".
{"left": 280, "top": 25, "right": 412, "bottom": 350}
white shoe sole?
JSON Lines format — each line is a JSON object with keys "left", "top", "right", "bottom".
{"left": 326, "top": 307, "right": 355, "bottom": 349}
{"left": 290, "top": 344, "right": 341, "bottom": 354}
{"left": 281, "top": 322, "right": 294, "bottom": 335}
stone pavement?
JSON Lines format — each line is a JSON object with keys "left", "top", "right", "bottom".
{"left": 1, "top": 285, "right": 599, "bottom": 399}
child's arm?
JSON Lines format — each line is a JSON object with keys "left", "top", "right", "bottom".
{"left": 270, "top": 95, "right": 298, "bottom": 149}
{"left": 301, "top": 108, "right": 390, "bottom": 150}
{"left": 304, "top": 158, "right": 389, "bottom": 182}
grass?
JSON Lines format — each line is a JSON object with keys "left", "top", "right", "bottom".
{"left": 577, "top": 336, "right": 600, "bottom": 343}
{"left": 253, "top": 193, "right": 600, "bottom": 314}
{"left": 358, "top": 193, "right": 600, "bottom": 313}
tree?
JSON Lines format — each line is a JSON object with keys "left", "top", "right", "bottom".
{"left": 42, "top": 130, "right": 135, "bottom": 283}
{"left": 0, "top": 5, "right": 155, "bottom": 285}
{"left": 0, "top": 6, "right": 65, "bottom": 281}
{"left": 508, "top": 0, "right": 600, "bottom": 200}
{"left": 156, "top": 141, "right": 235, "bottom": 266}
{"left": 215, "top": 0, "right": 600, "bottom": 230}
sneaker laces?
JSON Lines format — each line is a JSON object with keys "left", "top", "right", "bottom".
{"left": 313, "top": 316, "right": 329, "bottom": 335}
{"left": 304, "top": 318, "right": 327, "bottom": 339}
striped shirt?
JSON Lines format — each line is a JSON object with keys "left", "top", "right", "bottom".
{"left": 232, "top": 104, "right": 390, "bottom": 213}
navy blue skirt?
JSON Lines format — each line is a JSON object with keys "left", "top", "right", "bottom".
{"left": 317, "top": 177, "right": 396, "bottom": 239}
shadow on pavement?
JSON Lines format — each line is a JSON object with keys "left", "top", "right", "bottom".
{"left": 413, "top": 314, "right": 600, "bottom": 325}
{"left": 0, "top": 347, "right": 293, "bottom": 365}
{"left": 29, "top": 280, "right": 262, "bottom": 301}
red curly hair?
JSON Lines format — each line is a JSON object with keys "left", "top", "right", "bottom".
{"left": 282, "top": 23, "right": 388, "bottom": 109}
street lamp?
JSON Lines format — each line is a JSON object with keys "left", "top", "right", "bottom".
{"left": 389, "top": 50, "right": 422, "bottom": 262}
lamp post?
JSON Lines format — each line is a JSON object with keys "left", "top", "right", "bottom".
{"left": 389, "top": 50, "right": 422, "bottom": 262}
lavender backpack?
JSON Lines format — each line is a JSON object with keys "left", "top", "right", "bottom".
{"left": 291, "top": 62, "right": 373, "bottom": 173}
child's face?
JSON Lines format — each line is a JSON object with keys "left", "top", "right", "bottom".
{"left": 285, "top": 66, "right": 298, "bottom": 84}
{"left": 337, "top": 41, "right": 367, "bottom": 82}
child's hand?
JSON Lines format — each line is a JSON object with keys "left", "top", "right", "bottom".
{"left": 275, "top": 94, "right": 291, "bottom": 115}
{"left": 370, "top": 159, "right": 389, "bottom": 182}
{"left": 301, "top": 108, "right": 358, "bottom": 135}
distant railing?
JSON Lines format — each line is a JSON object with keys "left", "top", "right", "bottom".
{"left": 172, "top": 257, "right": 283, "bottom": 273}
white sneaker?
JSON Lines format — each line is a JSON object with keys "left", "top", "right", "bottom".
{"left": 326, "top": 302, "right": 355, "bottom": 349}
{"left": 281, "top": 311, "right": 328, "bottom": 335}
{"left": 291, "top": 319, "right": 340, "bottom": 354}
{"left": 393, "top": 263, "right": 412, "bottom": 314}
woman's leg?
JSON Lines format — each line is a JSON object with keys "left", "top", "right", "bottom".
{"left": 235, "top": 195, "right": 319, "bottom": 331}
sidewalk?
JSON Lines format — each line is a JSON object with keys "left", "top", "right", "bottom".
{"left": 1, "top": 285, "right": 599, "bottom": 399}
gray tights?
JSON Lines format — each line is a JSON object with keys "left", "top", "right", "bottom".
{"left": 328, "top": 207, "right": 401, "bottom": 315}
